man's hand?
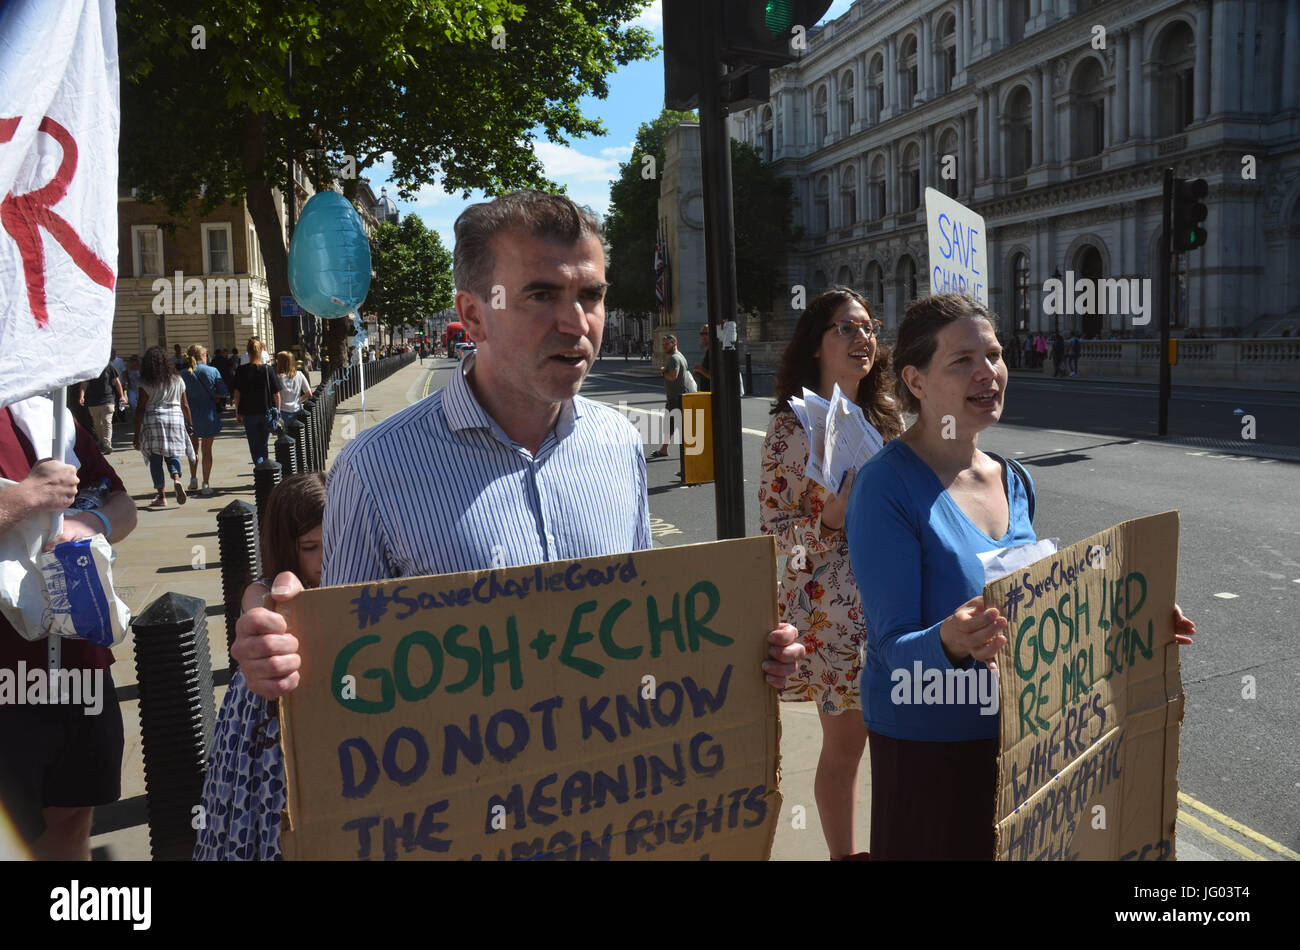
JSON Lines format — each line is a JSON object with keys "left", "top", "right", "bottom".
{"left": 18, "top": 459, "right": 79, "bottom": 514}
{"left": 763, "top": 623, "right": 805, "bottom": 690}
{"left": 233, "top": 571, "right": 305, "bottom": 699}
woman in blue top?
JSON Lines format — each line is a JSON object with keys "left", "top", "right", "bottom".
{"left": 845, "top": 294, "right": 1195, "bottom": 860}
{"left": 182, "top": 344, "right": 228, "bottom": 497}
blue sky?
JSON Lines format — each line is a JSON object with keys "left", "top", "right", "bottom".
{"left": 366, "top": 0, "right": 855, "bottom": 252}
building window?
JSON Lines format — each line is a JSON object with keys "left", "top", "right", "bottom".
{"left": 840, "top": 167, "right": 857, "bottom": 227}
{"left": 132, "top": 226, "right": 163, "bottom": 277}
{"left": 837, "top": 266, "right": 853, "bottom": 287}
{"left": 1012, "top": 253, "right": 1030, "bottom": 330}
{"left": 866, "top": 262, "right": 884, "bottom": 318}
{"left": 897, "top": 255, "right": 918, "bottom": 312}
{"left": 869, "top": 154, "right": 886, "bottom": 220}
{"left": 900, "top": 36, "right": 918, "bottom": 108}
{"left": 868, "top": 54, "right": 884, "bottom": 121}
{"left": 212, "top": 314, "right": 236, "bottom": 353}
{"left": 814, "top": 85, "right": 829, "bottom": 143}
{"left": 839, "top": 71, "right": 855, "bottom": 131}
{"left": 1071, "top": 58, "right": 1106, "bottom": 159}
{"left": 248, "top": 224, "right": 261, "bottom": 277}
{"left": 939, "top": 16, "right": 957, "bottom": 93}
{"left": 1006, "top": 86, "right": 1034, "bottom": 176}
{"left": 761, "top": 106, "right": 774, "bottom": 161}
{"left": 901, "top": 144, "right": 920, "bottom": 211}
{"left": 202, "top": 223, "right": 233, "bottom": 274}
{"left": 1008, "top": 0, "right": 1029, "bottom": 44}
{"left": 814, "top": 176, "right": 830, "bottom": 233}
{"left": 1075, "top": 245, "right": 1105, "bottom": 336}
{"left": 1156, "top": 22, "right": 1196, "bottom": 136}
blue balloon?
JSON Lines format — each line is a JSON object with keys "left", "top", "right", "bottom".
{"left": 287, "top": 191, "right": 372, "bottom": 319}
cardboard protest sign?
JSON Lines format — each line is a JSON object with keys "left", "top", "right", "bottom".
{"left": 925, "top": 187, "right": 987, "bottom": 306}
{"left": 279, "top": 538, "right": 781, "bottom": 860}
{"left": 985, "top": 511, "right": 1183, "bottom": 861}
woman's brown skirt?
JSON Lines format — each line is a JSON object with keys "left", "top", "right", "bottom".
{"left": 868, "top": 730, "right": 999, "bottom": 860}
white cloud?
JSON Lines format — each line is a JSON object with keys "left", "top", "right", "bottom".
{"left": 532, "top": 140, "right": 622, "bottom": 182}
{"left": 600, "top": 144, "right": 634, "bottom": 159}
{"left": 631, "top": 0, "right": 662, "bottom": 33}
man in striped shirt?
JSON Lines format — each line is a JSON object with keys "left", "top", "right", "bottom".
{"left": 233, "top": 190, "right": 803, "bottom": 698}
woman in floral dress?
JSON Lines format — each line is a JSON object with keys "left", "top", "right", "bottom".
{"left": 759, "top": 287, "right": 904, "bottom": 860}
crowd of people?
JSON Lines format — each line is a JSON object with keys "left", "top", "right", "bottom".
{"left": 3, "top": 189, "right": 1198, "bottom": 864}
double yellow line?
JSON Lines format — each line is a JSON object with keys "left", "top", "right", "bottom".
{"left": 1178, "top": 792, "right": 1298, "bottom": 861}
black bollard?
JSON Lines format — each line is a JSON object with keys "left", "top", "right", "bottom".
{"left": 287, "top": 412, "right": 307, "bottom": 474}
{"left": 216, "top": 499, "right": 260, "bottom": 663}
{"left": 301, "top": 403, "right": 319, "bottom": 471}
{"left": 253, "top": 458, "right": 282, "bottom": 525}
{"left": 273, "top": 425, "right": 295, "bottom": 475}
{"left": 131, "top": 591, "right": 217, "bottom": 860}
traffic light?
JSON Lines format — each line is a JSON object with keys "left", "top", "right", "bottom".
{"left": 1172, "top": 177, "right": 1208, "bottom": 252}
{"left": 721, "top": 0, "right": 833, "bottom": 67}
{"left": 664, "top": 0, "right": 834, "bottom": 110}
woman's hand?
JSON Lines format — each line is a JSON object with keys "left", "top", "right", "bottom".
{"left": 1171, "top": 603, "right": 1196, "bottom": 645}
{"left": 939, "top": 595, "right": 1009, "bottom": 669}
{"left": 818, "top": 468, "right": 858, "bottom": 533}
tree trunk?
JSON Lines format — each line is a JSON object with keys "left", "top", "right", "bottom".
{"left": 240, "top": 110, "right": 296, "bottom": 351}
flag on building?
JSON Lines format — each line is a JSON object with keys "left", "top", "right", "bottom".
{"left": 654, "top": 227, "right": 671, "bottom": 315}
{"left": 0, "top": 0, "right": 119, "bottom": 408}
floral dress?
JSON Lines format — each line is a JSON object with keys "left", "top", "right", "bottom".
{"left": 193, "top": 581, "right": 285, "bottom": 860}
{"left": 758, "top": 410, "right": 865, "bottom": 715}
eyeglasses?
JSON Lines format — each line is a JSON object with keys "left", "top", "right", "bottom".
{"left": 825, "top": 320, "right": 876, "bottom": 339}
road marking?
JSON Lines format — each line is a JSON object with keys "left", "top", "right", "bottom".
{"left": 1213, "top": 592, "right": 1239, "bottom": 599}
{"left": 1179, "top": 791, "right": 1300, "bottom": 860}
{"left": 1177, "top": 810, "right": 1266, "bottom": 861}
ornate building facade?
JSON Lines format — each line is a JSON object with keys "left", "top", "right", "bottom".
{"left": 728, "top": 0, "right": 1300, "bottom": 341}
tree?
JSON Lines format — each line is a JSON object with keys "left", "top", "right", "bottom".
{"left": 118, "top": 0, "right": 656, "bottom": 368}
{"left": 604, "top": 109, "right": 798, "bottom": 337}
{"left": 369, "top": 215, "right": 454, "bottom": 334}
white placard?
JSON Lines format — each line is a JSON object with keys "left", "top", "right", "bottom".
{"left": 925, "top": 187, "right": 988, "bottom": 307}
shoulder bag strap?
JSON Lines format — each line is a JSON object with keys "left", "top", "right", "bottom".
{"left": 1005, "top": 456, "right": 1035, "bottom": 524}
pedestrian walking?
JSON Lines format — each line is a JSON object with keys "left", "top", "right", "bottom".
{"left": 1033, "top": 332, "right": 1047, "bottom": 368}
{"left": 1050, "top": 331, "right": 1066, "bottom": 377}
{"left": 133, "top": 345, "right": 196, "bottom": 506}
{"left": 231, "top": 337, "right": 281, "bottom": 465}
{"left": 181, "top": 344, "right": 228, "bottom": 497}
{"left": 194, "top": 472, "right": 325, "bottom": 861}
{"left": 78, "top": 361, "right": 126, "bottom": 454}
{"left": 651, "top": 333, "right": 696, "bottom": 478}
{"left": 274, "top": 350, "right": 312, "bottom": 416}
{"left": 845, "top": 293, "right": 1198, "bottom": 860}
{"left": 1067, "top": 332, "right": 1081, "bottom": 376}
{"left": 759, "top": 287, "right": 904, "bottom": 860}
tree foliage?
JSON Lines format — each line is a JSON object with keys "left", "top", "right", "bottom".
{"left": 368, "top": 215, "right": 454, "bottom": 331}
{"left": 604, "top": 109, "right": 798, "bottom": 324}
{"left": 117, "top": 0, "right": 656, "bottom": 365}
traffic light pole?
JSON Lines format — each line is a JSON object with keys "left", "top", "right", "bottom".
{"left": 1159, "top": 168, "right": 1172, "bottom": 437}
{"left": 697, "top": 5, "right": 747, "bottom": 540}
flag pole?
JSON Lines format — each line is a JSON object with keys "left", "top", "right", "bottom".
{"left": 47, "top": 388, "right": 66, "bottom": 676}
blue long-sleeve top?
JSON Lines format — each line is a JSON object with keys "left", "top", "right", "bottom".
{"left": 846, "top": 440, "right": 1036, "bottom": 741}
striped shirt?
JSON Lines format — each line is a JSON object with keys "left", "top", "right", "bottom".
{"left": 323, "top": 358, "right": 652, "bottom": 587}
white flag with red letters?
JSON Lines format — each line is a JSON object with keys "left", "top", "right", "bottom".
{"left": 0, "top": 0, "right": 118, "bottom": 408}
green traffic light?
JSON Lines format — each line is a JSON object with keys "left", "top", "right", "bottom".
{"left": 766, "top": 0, "right": 795, "bottom": 33}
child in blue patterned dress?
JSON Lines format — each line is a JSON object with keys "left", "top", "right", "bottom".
{"left": 194, "top": 472, "right": 325, "bottom": 860}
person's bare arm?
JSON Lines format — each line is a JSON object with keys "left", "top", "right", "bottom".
{"left": 133, "top": 388, "right": 151, "bottom": 445}
{"left": 0, "top": 460, "right": 79, "bottom": 538}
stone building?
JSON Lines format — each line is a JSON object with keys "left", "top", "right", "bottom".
{"left": 727, "top": 0, "right": 1300, "bottom": 347}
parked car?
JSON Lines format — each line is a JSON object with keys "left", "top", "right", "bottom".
{"left": 453, "top": 341, "right": 476, "bottom": 360}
